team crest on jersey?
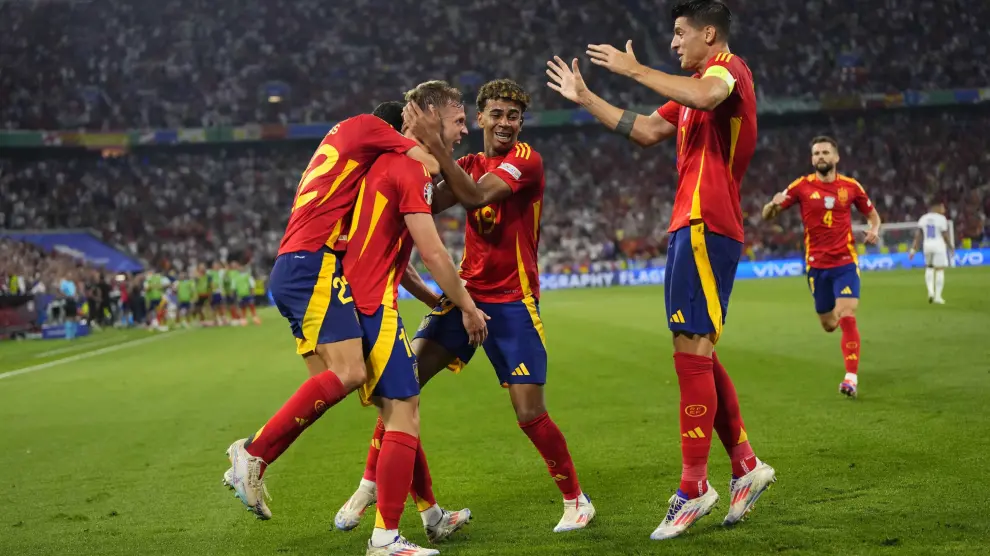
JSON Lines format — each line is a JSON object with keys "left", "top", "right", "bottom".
{"left": 824, "top": 196, "right": 836, "bottom": 209}
{"left": 423, "top": 182, "right": 434, "bottom": 205}
{"left": 837, "top": 187, "right": 849, "bottom": 205}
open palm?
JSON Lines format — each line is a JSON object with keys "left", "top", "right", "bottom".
{"left": 546, "top": 56, "right": 588, "bottom": 104}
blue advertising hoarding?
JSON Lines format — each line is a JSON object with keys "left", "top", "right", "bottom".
{"left": 392, "top": 249, "right": 990, "bottom": 299}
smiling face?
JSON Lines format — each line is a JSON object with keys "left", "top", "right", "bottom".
{"left": 478, "top": 98, "right": 524, "bottom": 156}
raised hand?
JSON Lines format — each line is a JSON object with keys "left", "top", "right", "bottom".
{"left": 587, "top": 40, "right": 641, "bottom": 78}
{"left": 546, "top": 56, "right": 589, "bottom": 104}
{"left": 402, "top": 101, "right": 442, "bottom": 148}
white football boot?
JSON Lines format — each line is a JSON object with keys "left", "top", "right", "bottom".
{"left": 334, "top": 479, "right": 377, "bottom": 531}
{"left": 425, "top": 507, "right": 472, "bottom": 543}
{"left": 553, "top": 493, "right": 596, "bottom": 532}
{"left": 225, "top": 438, "right": 271, "bottom": 519}
{"left": 723, "top": 460, "right": 776, "bottom": 526}
{"left": 650, "top": 484, "right": 719, "bottom": 540}
{"left": 366, "top": 535, "right": 440, "bottom": 556}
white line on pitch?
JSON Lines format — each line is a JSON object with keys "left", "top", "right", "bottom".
{"left": 33, "top": 337, "right": 120, "bottom": 358}
{"left": 0, "top": 331, "right": 187, "bottom": 381}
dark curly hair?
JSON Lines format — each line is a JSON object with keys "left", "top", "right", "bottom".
{"left": 476, "top": 79, "right": 530, "bottom": 113}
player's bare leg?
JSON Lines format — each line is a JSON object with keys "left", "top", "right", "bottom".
{"left": 338, "top": 338, "right": 471, "bottom": 541}
{"left": 829, "top": 298, "right": 861, "bottom": 398}
{"left": 508, "top": 383, "right": 595, "bottom": 532}
{"left": 224, "top": 339, "right": 366, "bottom": 519}
{"left": 366, "top": 396, "right": 439, "bottom": 556}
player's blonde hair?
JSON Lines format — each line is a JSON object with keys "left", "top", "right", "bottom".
{"left": 476, "top": 79, "right": 530, "bottom": 113}
{"left": 404, "top": 80, "right": 464, "bottom": 111}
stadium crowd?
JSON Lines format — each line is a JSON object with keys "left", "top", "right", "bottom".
{"left": 2, "top": 0, "right": 987, "bottom": 130}
{"left": 3, "top": 111, "right": 988, "bottom": 274}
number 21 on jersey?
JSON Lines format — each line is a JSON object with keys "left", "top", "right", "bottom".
{"left": 293, "top": 144, "right": 360, "bottom": 212}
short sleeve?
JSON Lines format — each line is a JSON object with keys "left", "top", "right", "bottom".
{"left": 852, "top": 183, "right": 873, "bottom": 214}
{"left": 490, "top": 142, "right": 542, "bottom": 193}
{"left": 780, "top": 178, "right": 803, "bottom": 209}
{"left": 393, "top": 158, "right": 435, "bottom": 215}
{"left": 657, "top": 101, "right": 680, "bottom": 125}
{"left": 701, "top": 53, "right": 739, "bottom": 95}
{"left": 358, "top": 114, "right": 418, "bottom": 155}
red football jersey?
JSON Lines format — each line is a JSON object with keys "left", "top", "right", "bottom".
{"left": 780, "top": 173, "right": 874, "bottom": 269}
{"left": 658, "top": 52, "right": 757, "bottom": 243}
{"left": 457, "top": 142, "right": 544, "bottom": 303}
{"left": 343, "top": 153, "right": 434, "bottom": 315}
{"left": 277, "top": 114, "right": 418, "bottom": 256}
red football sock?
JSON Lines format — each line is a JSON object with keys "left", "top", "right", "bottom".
{"left": 410, "top": 440, "right": 437, "bottom": 510}
{"left": 375, "top": 431, "right": 418, "bottom": 530}
{"left": 712, "top": 352, "right": 758, "bottom": 478}
{"left": 231, "top": 305, "right": 241, "bottom": 320}
{"left": 675, "top": 352, "right": 717, "bottom": 498}
{"left": 839, "top": 316, "right": 860, "bottom": 375}
{"left": 248, "top": 304, "right": 257, "bottom": 317}
{"left": 362, "top": 416, "right": 386, "bottom": 482}
{"left": 245, "top": 370, "right": 348, "bottom": 473}
{"left": 519, "top": 412, "right": 581, "bottom": 500}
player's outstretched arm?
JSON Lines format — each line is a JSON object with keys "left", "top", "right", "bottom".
{"left": 400, "top": 262, "right": 441, "bottom": 308}
{"left": 546, "top": 56, "right": 675, "bottom": 148}
{"left": 404, "top": 213, "right": 488, "bottom": 346}
{"left": 585, "top": 41, "right": 730, "bottom": 111}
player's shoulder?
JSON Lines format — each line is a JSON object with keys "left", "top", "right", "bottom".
{"left": 837, "top": 173, "right": 866, "bottom": 191}
{"left": 457, "top": 152, "right": 482, "bottom": 167}
{"left": 512, "top": 141, "right": 543, "bottom": 167}
{"left": 787, "top": 174, "right": 812, "bottom": 190}
{"left": 382, "top": 152, "right": 430, "bottom": 182}
{"left": 705, "top": 52, "right": 752, "bottom": 76}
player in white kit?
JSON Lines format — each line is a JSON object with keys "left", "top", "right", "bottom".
{"left": 909, "top": 203, "right": 953, "bottom": 304}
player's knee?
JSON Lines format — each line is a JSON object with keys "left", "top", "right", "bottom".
{"left": 333, "top": 362, "right": 367, "bottom": 391}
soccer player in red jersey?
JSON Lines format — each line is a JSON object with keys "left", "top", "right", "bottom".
{"left": 547, "top": 0, "right": 776, "bottom": 540}
{"left": 336, "top": 79, "right": 597, "bottom": 534}
{"left": 762, "top": 136, "right": 882, "bottom": 398}
{"left": 221, "top": 102, "right": 440, "bottom": 523}
{"left": 342, "top": 85, "right": 488, "bottom": 556}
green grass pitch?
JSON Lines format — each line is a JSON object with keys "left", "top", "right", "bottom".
{"left": 2, "top": 268, "right": 989, "bottom": 555}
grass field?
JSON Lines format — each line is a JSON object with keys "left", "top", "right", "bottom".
{"left": 2, "top": 268, "right": 989, "bottom": 555}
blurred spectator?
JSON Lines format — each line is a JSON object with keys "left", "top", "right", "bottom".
{"left": 2, "top": 0, "right": 987, "bottom": 130}
{"left": 2, "top": 109, "right": 987, "bottom": 272}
